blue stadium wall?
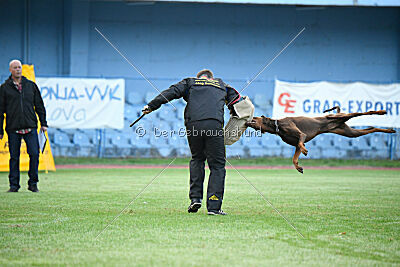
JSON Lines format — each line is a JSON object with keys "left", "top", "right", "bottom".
{"left": 0, "top": 0, "right": 399, "bottom": 99}
{"left": 0, "top": 0, "right": 399, "bottom": 159}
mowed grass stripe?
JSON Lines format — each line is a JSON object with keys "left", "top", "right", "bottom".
{"left": 0, "top": 168, "right": 399, "bottom": 266}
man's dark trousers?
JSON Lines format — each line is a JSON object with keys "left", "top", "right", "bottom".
{"left": 186, "top": 119, "right": 226, "bottom": 211}
{"left": 8, "top": 131, "right": 40, "bottom": 190}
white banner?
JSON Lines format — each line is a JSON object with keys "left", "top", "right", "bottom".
{"left": 37, "top": 77, "right": 125, "bottom": 129}
{"left": 272, "top": 80, "right": 400, "bottom": 127}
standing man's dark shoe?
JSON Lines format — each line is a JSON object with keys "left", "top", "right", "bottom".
{"left": 28, "top": 185, "right": 39, "bottom": 192}
{"left": 188, "top": 198, "right": 202, "bottom": 213}
{"left": 207, "top": 210, "right": 227, "bottom": 216}
{"left": 7, "top": 188, "right": 18, "bottom": 192}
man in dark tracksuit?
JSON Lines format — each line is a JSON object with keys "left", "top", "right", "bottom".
{"left": 144, "top": 69, "right": 240, "bottom": 215}
{"left": 0, "top": 60, "right": 48, "bottom": 192}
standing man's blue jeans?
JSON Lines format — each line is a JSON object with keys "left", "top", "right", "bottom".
{"left": 7, "top": 130, "right": 39, "bottom": 190}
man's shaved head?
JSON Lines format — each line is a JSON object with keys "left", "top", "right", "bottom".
{"left": 9, "top": 59, "right": 22, "bottom": 80}
{"left": 9, "top": 59, "right": 22, "bottom": 68}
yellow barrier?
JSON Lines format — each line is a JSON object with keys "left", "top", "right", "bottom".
{"left": 0, "top": 65, "right": 56, "bottom": 172}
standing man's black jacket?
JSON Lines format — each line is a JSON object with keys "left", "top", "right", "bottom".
{"left": 147, "top": 77, "right": 240, "bottom": 125}
{"left": 0, "top": 76, "right": 47, "bottom": 135}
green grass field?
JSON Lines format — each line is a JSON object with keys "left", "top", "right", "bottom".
{"left": 1, "top": 166, "right": 399, "bottom": 266}
{"left": 54, "top": 156, "right": 400, "bottom": 168}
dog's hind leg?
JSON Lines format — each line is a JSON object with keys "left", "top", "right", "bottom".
{"left": 327, "top": 110, "right": 387, "bottom": 121}
{"left": 292, "top": 147, "right": 303, "bottom": 174}
{"left": 331, "top": 124, "right": 396, "bottom": 137}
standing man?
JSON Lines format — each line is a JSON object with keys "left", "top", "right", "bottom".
{"left": 143, "top": 69, "right": 240, "bottom": 215}
{"left": 0, "top": 60, "right": 48, "bottom": 192}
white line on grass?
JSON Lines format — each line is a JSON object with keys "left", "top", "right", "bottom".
{"left": 95, "top": 158, "right": 177, "bottom": 239}
{"left": 94, "top": 27, "right": 176, "bottom": 110}
{"left": 225, "top": 158, "right": 305, "bottom": 238}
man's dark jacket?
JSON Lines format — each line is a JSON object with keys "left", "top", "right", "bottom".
{"left": 0, "top": 76, "right": 47, "bottom": 135}
{"left": 148, "top": 77, "right": 240, "bottom": 125}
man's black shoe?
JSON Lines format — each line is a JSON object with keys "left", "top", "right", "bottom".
{"left": 7, "top": 188, "right": 18, "bottom": 192}
{"left": 28, "top": 185, "right": 39, "bottom": 192}
{"left": 188, "top": 199, "right": 202, "bottom": 213}
{"left": 207, "top": 210, "right": 227, "bottom": 216}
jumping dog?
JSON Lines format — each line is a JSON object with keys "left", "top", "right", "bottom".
{"left": 246, "top": 107, "right": 396, "bottom": 173}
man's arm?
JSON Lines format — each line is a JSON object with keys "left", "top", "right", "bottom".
{"left": 33, "top": 82, "right": 48, "bottom": 131}
{"left": 145, "top": 79, "right": 189, "bottom": 113}
{"left": 225, "top": 83, "right": 241, "bottom": 109}
{"left": 0, "top": 85, "right": 5, "bottom": 139}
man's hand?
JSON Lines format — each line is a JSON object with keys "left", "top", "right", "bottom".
{"left": 142, "top": 105, "right": 152, "bottom": 115}
{"left": 41, "top": 126, "right": 48, "bottom": 132}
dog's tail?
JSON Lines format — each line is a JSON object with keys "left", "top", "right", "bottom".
{"left": 323, "top": 106, "right": 341, "bottom": 113}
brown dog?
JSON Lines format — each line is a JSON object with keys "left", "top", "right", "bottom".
{"left": 245, "top": 107, "right": 396, "bottom": 173}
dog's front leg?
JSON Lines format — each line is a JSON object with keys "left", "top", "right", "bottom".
{"left": 298, "top": 133, "right": 308, "bottom": 156}
{"left": 286, "top": 122, "right": 308, "bottom": 156}
{"left": 292, "top": 147, "right": 303, "bottom": 174}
